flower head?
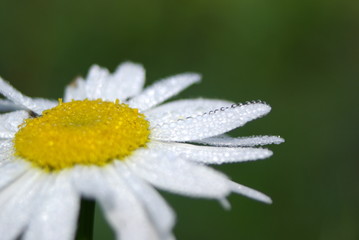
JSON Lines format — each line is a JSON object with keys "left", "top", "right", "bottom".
{"left": 0, "top": 62, "right": 284, "bottom": 240}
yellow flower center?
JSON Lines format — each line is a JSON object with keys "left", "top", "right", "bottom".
{"left": 14, "top": 99, "right": 150, "bottom": 171}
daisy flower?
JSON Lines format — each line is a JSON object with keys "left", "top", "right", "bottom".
{"left": 0, "top": 62, "right": 284, "bottom": 240}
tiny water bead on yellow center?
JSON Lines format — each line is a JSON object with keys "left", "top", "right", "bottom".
{"left": 14, "top": 99, "right": 150, "bottom": 171}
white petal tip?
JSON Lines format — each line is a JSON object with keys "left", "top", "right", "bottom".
{"left": 263, "top": 197, "right": 273, "bottom": 204}
{"left": 179, "top": 73, "right": 202, "bottom": 83}
{"left": 236, "top": 101, "right": 271, "bottom": 120}
{"left": 229, "top": 181, "right": 272, "bottom": 204}
{"left": 264, "top": 149, "right": 273, "bottom": 158}
{"left": 259, "top": 136, "right": 285, "bottom": 145}
{"left": 88, "top": 64, "right": 100, "bottom": 72}
{"left": 117, "top": 61, "right": 143, "bottom": 69}
{"left": 87, "top": 64, "right": 109, "bottom": 77}
{"left": 219, "top": 198, "right": 232, "bottom": 210}
{"left": 253, "top": 102, "right": 271, "bottom": 115}
{"left": 253, "top": 148, "right": 273, "bottom": 160}
{"left": 276, "top": 137, "right": 285, "bottom": 144}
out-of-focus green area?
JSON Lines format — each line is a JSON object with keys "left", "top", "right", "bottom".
{"left": 1, "top": 0, "right": 358, "bottom": 239}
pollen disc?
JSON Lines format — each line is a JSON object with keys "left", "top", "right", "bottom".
{"left": 14, "top": 99, "right": 150, "bottom": 171}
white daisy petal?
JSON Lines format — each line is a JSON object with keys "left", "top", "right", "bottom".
{"left": 194, "top": 135, "right": 285, "bottom": 147}
{"left": 0, "top": 139, "right": 13, "bottom": 157}
{"left": 23, "top": 172, "right": 80, "bottom": 240}
{"left": 115, "top": 163, "right": 175, "bottom": 237}
{"left": 70, "top": 166, "right": 110, "bottom": 201}
{"left": 103, "top": 169, "right": 160, "bottom": 240}
{"left": 72, "top": 166, "right": 160, "bottom": 240}
{"left": 84, "top": 65, "right": 110, "bottom": 99}
{"left": 151, "top": 102, "right": 271, "bottom": 142}
{"left": 146, "top": 98, "right": 233, "bottom": 126}
{"left": 0, "top": 111, "right": 29, "bottom": 138}
{"left": 127, "top": 147, "right": 231, "bottom": 198}
{"left": 0, "top": 160, "right": 28, "bottom": 190}
{"left": 128, "top": 73, "right": 201, "bottom": 111}
{"left": 157, "top": 142, "right": 272, "bottom": 164}
{"left": 105, "top": 62, "right": 145, "bottom": 100}
{"left": 0, "top": 99, "right": 23, "bottom": 111}
{"left": 0, "top": 77, "right": 55, "bottom": 114}
{"left": 31, "top": 98, "right": 57, "bottom": 112}
{"left": 0, "top": 171, "right": 46, "bottom": 240}
{"left": 229, "top": 181, "right": 272, "bottom": 204}
{"left": 64, "top": 77, "right": 87, "bottom": 102}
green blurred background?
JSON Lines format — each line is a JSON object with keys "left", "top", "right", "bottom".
{"left": 1, "top": 0, "right": 358, "bottom": 239}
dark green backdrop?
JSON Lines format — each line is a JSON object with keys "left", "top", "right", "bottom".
{"left": 0, "top": 0, "right": 358, "bottom": 239}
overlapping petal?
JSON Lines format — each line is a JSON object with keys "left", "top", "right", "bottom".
{"left": 64, "top": 77, "right": 87, "bottom": 102}
{"left": 0, "top": 111, "right": 30, "bottom": 138}
{"left": 0, "top": 171, "right": 46, "bottom": 240}
{"left": 71, "top": 166, "right": 161, "bottom": 240}
{"left": 194, "top": 135, "right": 285, "bottom": 147}
{"left": 64, "top": 62, "right": 145, "bottom": 102}
{"left": 105, "top": 62, "right": 145, "bottom": 100}
{"left": 127, "top": 146, "right": 231, "bottom": 199}
{"left": 0, "top": 159, "right": 28, "bottom": 190}
{"left": 84, "top": 65, "right": 110, "bottom": 99}
{"left": 23, "top": 172, "right": 80, "bottom": 240}
{"left": 146, "top": 98, "right": 233, "bottom": 126}
{"left": 115, "top": 163, "right": 175, "bottom": 239}
{"left": 128, "top": 73, "right": 201, "bottom": 111}
{"left": 0, "top": 139, "right": 14, "bottom": 158}
{"left": 0, "top": 99, "right": 23, "bottom": 112}
{"left": 157, "top": 142, "right": 272, "bottom": 164}
{"left": 151, "top": 102, "right": 271, "bottom": 142}
{"left": 0, "top": 78, "right": 56, "bottom": 114}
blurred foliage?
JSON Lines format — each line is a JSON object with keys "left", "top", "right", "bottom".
{"left": 0, "top": 0, "right": 358, "bottom": 239}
